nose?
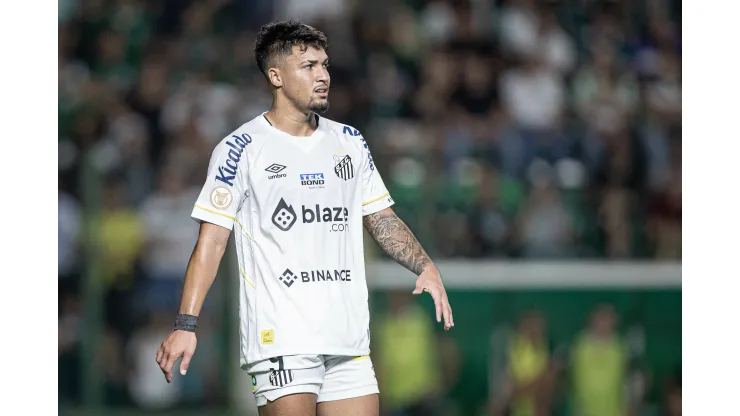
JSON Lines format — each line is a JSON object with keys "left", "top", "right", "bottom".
{"left": 316, "top": 66, "right": 329, "bottom": 84}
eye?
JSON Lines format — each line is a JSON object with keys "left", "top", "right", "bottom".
{"left": 323, "top": 63, "right": 330, "bottom": 69}
{"left": 303, "top": 64, "right": 313, "bottom": 69}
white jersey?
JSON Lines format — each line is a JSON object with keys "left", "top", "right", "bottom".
{"left": 191, "top": 113, "right": 394, "bottom": 367}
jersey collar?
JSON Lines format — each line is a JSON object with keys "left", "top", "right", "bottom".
{"left": 260, "top": 112, "right": 325, "bottom": 141}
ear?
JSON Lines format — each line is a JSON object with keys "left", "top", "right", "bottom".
{"left": 268, "top": 67, "right": 282, "bottom": 88}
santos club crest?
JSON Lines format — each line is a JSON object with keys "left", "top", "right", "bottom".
{"left": 334, "top": 154, "right": 354, "bottom": 181}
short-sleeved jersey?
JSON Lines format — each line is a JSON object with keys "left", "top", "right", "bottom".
{"left": 191, "top": 113, "right": 394, "bottom": 367}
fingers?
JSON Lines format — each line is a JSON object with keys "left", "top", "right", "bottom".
{"left": 163, "top": 353, "right": 180, "bottom": 383}
{"left": 180, "top": 353, "right": 192, "bottom": 376}
{"left": 156, "top": 332, "right": 198, "bottom": 384}
{"left": 437, "top": 289, "right": 453, "bottom": 331}
{"left": 442, "top": 301, "right": 454, "bottom": 331}
{"left": 427, "top": 287, "right": 442, "bottom": 323}
{"left": 412, "top": 281, "right": 424, "bottom": 295}
{"left": 425, "top": 288, "right": 444, "bottom": 325}
{"left": 156, "top": 345, "right": 164, "bottom": 365}
{"left": 413, "top": 277, "right": 454, "bottom": 330}
{"left": 158, "top": 350, "right": 170, "bottom": 379}
{"left": 156, "top": 343, "right": 180, "bottom": 383}
{"left": 432, "top": 287, "right": 453, "bottom": 330}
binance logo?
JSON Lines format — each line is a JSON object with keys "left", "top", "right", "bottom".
{"left": 279, "top": 269, "right": 298, "bottom": 288}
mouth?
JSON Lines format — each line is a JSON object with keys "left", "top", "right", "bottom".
{"left": 314, "top": 87, "right": 329, "bottom": 96}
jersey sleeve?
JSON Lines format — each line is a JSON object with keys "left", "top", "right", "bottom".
{"left": 191, "top": 135, "right": 251, "bottom": 230}
{"left": 358, "top": 133, "right": 394, "bottom": 216}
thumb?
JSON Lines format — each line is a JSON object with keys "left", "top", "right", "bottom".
{"left": 412, "top": 281, "right": 424, "bottom": 295}
{"left": 180, "top": 354, "right": 192, "bottom": 376}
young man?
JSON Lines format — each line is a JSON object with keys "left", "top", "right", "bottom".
{"left": 155, "top": 20, "right": 454, "bottom": 416}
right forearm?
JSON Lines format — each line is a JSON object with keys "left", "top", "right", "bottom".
{"left": 178, "top": 235, "right": 228, "bottom": 317}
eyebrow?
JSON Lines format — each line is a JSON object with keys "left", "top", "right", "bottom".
{"left": 300, "top": 58, "right": 330, "bottom": 65}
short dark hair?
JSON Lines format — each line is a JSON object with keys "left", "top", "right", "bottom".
{"left": 253, "top": 20, "right": 328, "bottom": 77}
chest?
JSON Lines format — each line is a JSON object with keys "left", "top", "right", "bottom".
{"left": 247, "top": 136, "right": 362, "bottom": 199}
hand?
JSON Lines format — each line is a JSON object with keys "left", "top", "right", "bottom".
{"left": 412, "top": 267, "right": 454, "bottom": 330}
{"left": 156, "top": 330, "right": 197, "bottom": 383}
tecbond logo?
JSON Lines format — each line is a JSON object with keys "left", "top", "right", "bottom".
{"left": 300, "top": 173, "right": 325, "bottom": 188}
{"left": 271, "top": 199, "right": 349, "bottom": 232}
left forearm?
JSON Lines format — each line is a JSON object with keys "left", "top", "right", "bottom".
{"left": 362, "top": 208, "right": 433, "bottom": 275}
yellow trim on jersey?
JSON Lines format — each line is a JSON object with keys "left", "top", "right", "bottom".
{"left": 194, "top": 203, "right": 237, "bottom": 222}
{"left": 353, "top": 355, "right": 370, "bottom": 361}
{"left": 240, "top": 268, "right": 256, "bottom": 289}
{"left": 362, "top": 193, "right": 390, "bottom": 206}
{"left": 193, "top": 204, "right": 254, "bottom": 240}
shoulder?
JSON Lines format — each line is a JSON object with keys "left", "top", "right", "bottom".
{"left": 320, "top": 116, "right": 368, "bottom": 150}
{"left": 211, "top": 116, "right": 268, "bottom": 156}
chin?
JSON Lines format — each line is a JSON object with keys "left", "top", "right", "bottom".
{"left": 310, "top": 101, "right": 330, "bottom": 114}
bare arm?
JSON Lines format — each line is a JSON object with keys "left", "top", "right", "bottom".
{"left": 362, "top": 207, "right": 433, "bottom": 275}
{"left": 157, "top": 221, "right": 231, "bottom": 383}
{"left": 179, "top": 222, "right": 231, "bottom": 316}
{"left": 363, "top": 207, "right": 454, "bottom": 330}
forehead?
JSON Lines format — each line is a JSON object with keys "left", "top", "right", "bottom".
{"left": 285, "top": 44, "right": 328, "bottom": 62}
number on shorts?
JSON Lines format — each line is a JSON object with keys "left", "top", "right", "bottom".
{"left": 269, "top": 356, "right": 285, "bottom": 371}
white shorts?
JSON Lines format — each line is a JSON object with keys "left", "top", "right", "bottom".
{"left": 249, "top": 354, "right": 379, "bottom": 407}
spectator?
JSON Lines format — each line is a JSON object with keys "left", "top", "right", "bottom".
{"left": 537, "top": 9, "right": 577, "bottom": 76}
{"left": 59, "top": 292, "right": 82, "bottom": 405}
{"left": 137, "top": 165, "right": 200, "bottom": 314}
{"left": 661, "top": 370, "right": 682, "bottom": 416}
{"left": 504, "top": 310, "right": 560, "bottom": 416}
{"left": 126, "top": 312, "right": 183, "bottom": 410}
{"left": 498, "top": 56, "right": 569, "bottom": 178}
{"left": 59, "top": 187, "right": 81, "bottom": 296}
{"left": 499, "top": 0, "right": 540, "bottom": 60}
{"left": 572, "top": 39, "right": 639, "bottom": 137}
{"left": 98, "top": 175, "right": 143, "bottom": 334}
{"left": 513, "top": 171, "right": 576, "bottom": 258}
{"left": 571, "top": 304, "right": 627, "bottom": 416}
{"left": 599, "top": 187, "right": 634, "bottom": 258}
{"left": 105, "top": 99, "right": 154, "bottom": 206}
{"left": 499, "top": 56, "right": 565, "bottom": 133}
{"left": 373, "top": 291, "right": 459, "bottom": 416}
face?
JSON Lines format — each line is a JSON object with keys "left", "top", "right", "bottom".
{"left": 270, "top": 45, "right": 331, "bottom": 113}
{"left": 591, "top": 305, "right": 617, "bottom": 337}
{"left": 520, "top": 312, "right": 545, "bottom": 340}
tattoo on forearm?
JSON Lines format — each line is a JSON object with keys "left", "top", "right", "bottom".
{"left": 363, "top": 210, "right": 432, "bottom": 275}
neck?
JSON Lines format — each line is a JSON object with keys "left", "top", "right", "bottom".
{"left": 266, "top": 96, "right": 317, "bottom": 137}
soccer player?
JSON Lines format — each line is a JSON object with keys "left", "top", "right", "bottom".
{"left": 155, "top": 19, "right": 454, "bottom": 416}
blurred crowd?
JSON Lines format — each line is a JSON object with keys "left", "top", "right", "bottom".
{"left": 58, "top": 0, "right": 681, "bottom": 413}
{"left": 375, "top": 296, "right": 681, "bottom": 416}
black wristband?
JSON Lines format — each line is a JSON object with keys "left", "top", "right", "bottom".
{"left": 174, "top": 314, "right": 198, "bottom": 332}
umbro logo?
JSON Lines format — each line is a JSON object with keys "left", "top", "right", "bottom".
{"left": 279, "top": 269, "right": 298, "bottom": 288}
{"left": 266, "top": 163, "right": 287, "bottom": 179}
{"left": 265, "top": 163, "right": 286, "bottom": 173}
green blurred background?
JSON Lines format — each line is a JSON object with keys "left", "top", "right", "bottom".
{"left": 58, "top": 0, "right": 681, "bottom": 415}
